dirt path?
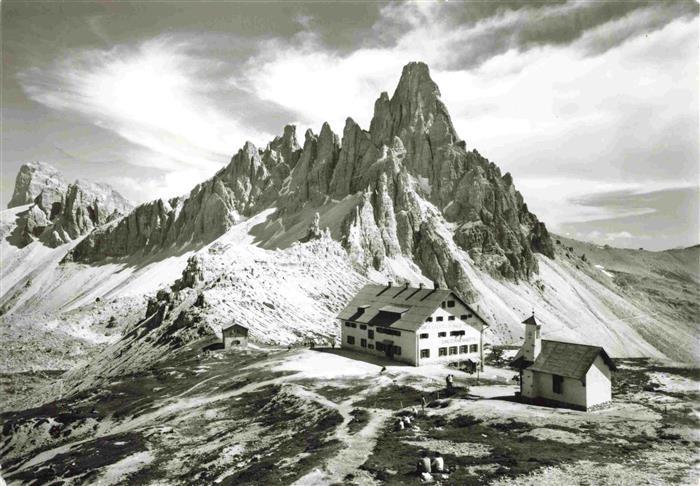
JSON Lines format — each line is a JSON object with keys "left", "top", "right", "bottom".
{"left": 292, "top": 398, "right": 392, "bottom": 486}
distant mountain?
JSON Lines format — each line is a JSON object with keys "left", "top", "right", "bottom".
{"left": 5, "top": 161, "right": 132, "bottom": 247}
{"left": 62, "top": 62, "right": 553, "bottom": 301}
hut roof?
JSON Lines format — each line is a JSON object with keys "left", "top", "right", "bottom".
{"left": 527, "top": 340, "right": 616, "bottom": 380}
{"left": 337, "top": 283, "right": 488, "bottom": 332}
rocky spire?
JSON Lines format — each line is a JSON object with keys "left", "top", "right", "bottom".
{"left": 370, "top": 61, "right": 459, "bottom": 149}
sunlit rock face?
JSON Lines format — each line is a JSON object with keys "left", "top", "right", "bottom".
{"left": 8, "top": 162, "right": 68, "bottom": 209}
{"left": 7, "top": 162, "right": 132, "bottom": 248}
{"left": 62, "top": 62, "right": 554, "bottom": 301}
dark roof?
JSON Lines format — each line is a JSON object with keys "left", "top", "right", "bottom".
{"left": 222, "top": 323, "right": 248, "bottom": 333}
{"left": 527, "top": 340, "right": 616, "bottom": 380}
{"left": 337, "top": 283, "right": 488, "bottom": 332}
{"left": 521, "top": 315, "right": 541, "bottom": 326}
{"left": 509, "top": 353, "right": 532, "bottom": 370}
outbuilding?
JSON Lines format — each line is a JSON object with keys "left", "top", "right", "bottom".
{"left": 337, "top": 282, "right": 489, "bottom": 367}
{"left": 222, "top": 323, "right": 248, "bottom": 349}
{"left": 511, "top": 314, "right": 615, "bottom": 411}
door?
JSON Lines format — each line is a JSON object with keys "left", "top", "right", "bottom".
{"left": 384, "top": 341, "right": 394, "bottom": 359}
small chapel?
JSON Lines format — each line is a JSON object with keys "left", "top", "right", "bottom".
{"left": 510, "top": 314, "right": 615, "bottom": 411}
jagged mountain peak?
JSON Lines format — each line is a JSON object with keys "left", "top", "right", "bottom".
{"left": 394, "top": 61, "right": 441, "bottom": 99}
{"left": 370, "top": 61, "right": 459, "bottom": 149}
{"left": 62, "top": 62, "right": 554, "bottom": 302}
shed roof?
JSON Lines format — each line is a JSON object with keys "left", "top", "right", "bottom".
{"left": 337, "top": 283, "right": 488, "bottom": 332}
{"left": 222, "top": 322, "right": 248, "bottom": 333}
{"left": 527, "top": 340, "right": 616, "bottom": 380}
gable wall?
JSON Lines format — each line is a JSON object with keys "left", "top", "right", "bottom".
{"left": 415, "top": 294, "right": 483, "bottom": 365}
{"left": 585, "top": 355, "right": 612, "bottom": 407}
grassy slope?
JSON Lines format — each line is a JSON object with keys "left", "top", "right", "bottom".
{"left": 553, "top": 236, "right": 699, "bottom": 362}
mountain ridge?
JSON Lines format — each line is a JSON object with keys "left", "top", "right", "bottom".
{"left": 61, "top": 61, "right": 553, "bottom": 302}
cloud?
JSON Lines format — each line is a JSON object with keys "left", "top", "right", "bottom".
{"left": 236, "top": 3, "right": 697, "bottom": 186}
{"left": 10, "top": 0, "right": 698, "bottom": 249}
{"left": 18, "top": 36, "right": 273, "bottom": 181}
{"left": 363, "top": 1, "right": 697, "bottom": 70}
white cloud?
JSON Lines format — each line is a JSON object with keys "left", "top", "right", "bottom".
{"left": 235, "top": 4, "right": 697, "bottom": 230}
{"left": 19, "top": 36, "right": 271, "bottom": 192}
{"left": 13, "top": 2, "right": 697, "bottom": 233}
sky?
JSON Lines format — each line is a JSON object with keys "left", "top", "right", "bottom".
{"left": 1, "top": 1, "right": 698, "bottom": 250}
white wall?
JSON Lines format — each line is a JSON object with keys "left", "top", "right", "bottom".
{"left": 339, "top": 293, "right": 486, "bottom": 367}
{"left": 416, "top": 294, "right": 485, "bottom": 366}
{"left": 523, "top": 356, "right": 612, "bottom": 409}
{"left": 341, "top": 320, "right": 417, "bottom": 365}
{"left": 224, "top": 334, "right": 248, "bottom": 348}
{"left": 585, "top": 355, "right": 612, "bottom": 407}
{"left": 529, "top": 371, "right": 587, "bottom": 408}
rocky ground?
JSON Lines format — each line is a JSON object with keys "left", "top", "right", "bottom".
{"left": 1, "top": 345, "right": 697, "bottom": 485}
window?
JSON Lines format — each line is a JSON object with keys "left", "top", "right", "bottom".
{"left": 360, "top": 339, "right": 367, "bottom": 348}
{"left": 536, "top": 328, "right": 541, "bottom": 338}
{"left": 439, "top": 347, "right": 447, "bottom": 357}
{"left": 344, "top": 322, "right": 352, "bottom": 327}
{"left": 360, "top": 324, "right": 367, "bottom": 330}
{"left": 436, "top": 316, "right": 443, "bottom": 322}
{"left": 438, "top": 332, "right": 446, "bottom": 338}
{"left": 376, "top": 342, "right": 385, "bottom": 351}
{"left": 377, "top": 327, "right": 401, "bottom": 336}
{"left": 553, "top": 375, "right": 563, "bottom": 394}
{"left": 394, "top": 346, "right": 402, "bottom": 356}
{"left": 447, "top": 300, "right": 455, "bottom": 308}
{"left": 450, "top": 330, "right": 465, "bottom": 336}
{"left": 368, "top": 344, "right": 374, "bottom": 350}
{"left": 448, "top": 316, "right": 455, "bottom": 321}
{"left": 469, "top": 344, "right": 478, "bottom": 353}
{"left": 441, "top": 302, "right": 446, "bottom": 308}
{"left": 426, "top": 317, "right": 433, "bottom": 322}
{"left": 345, "top": 322, "right": 357, "bottom": 328}
{"left": 460, "top": 314, "right": 468, "bottom": 320}
{"left": 420, "top": 333, "right": 429, "bottom": 339}
{"left": 420, "top": 349, "right": 430, "bottom": 358}
{"left": 368, "top": 330, "right": 374, "bottom": 339}
{"left": 459, "top": 345, "right": 468, "bottom": 354}
{"left": 347, "top": 336, "right": 355, "bottom": 345}
{"left": 449, "top": 346, "right": 458, "bottom": 355}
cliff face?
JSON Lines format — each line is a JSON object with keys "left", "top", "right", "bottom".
{"left": 61, "top": 62, "right": 554, "bottom": 301}
{"left": 6, "top": 163, "right": 132, "bottom": 248}
{"left": 7, "top": 162, "right": 68, "bottom": 209}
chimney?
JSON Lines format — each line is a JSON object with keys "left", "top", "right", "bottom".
{"left": 387, "top": 281, "right": 393, "bottom": 288}
{"left": 419, "top": 283, "right": 424, "bottom": 289}
{"left": 433, "top": 280, "right": 440, "bottom": 289}
{"left": 404, "top": 282, "right": 409, "bottom": 289}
